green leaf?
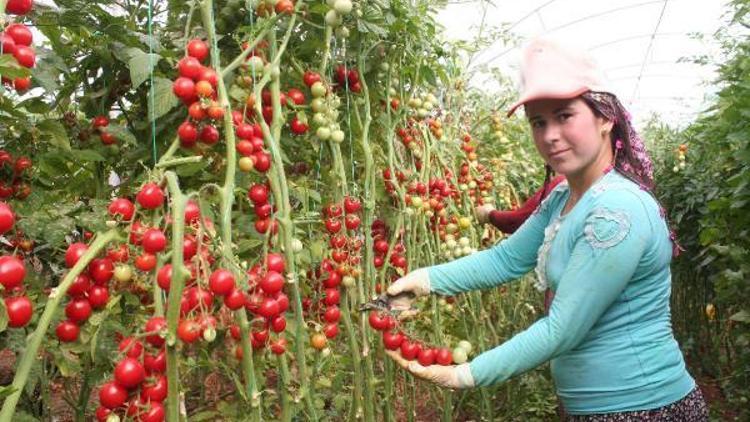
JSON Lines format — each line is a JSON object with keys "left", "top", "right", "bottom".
{"left": 106, "top": 124, "right": 137, "bottom": 146}
{"left": 69, "top": 149, "right": 107, "bottom": 162}
{"left": 32, "top": 66, "right": 59, "bottom": 93}
{"left": 730, "top": 310, "right": 750, "bottom": 323}
{"left": 149, "top": 77, "right": 179, "bottom": 121}
{"left": 37, "top": 119, "right": 71, "bottom": 150}
{"left": 127, "top": 49, "right": 161, "bottom": 89}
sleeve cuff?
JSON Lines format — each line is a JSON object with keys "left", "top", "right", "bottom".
{"left": 455, "top": 363, "right": 475, "bottom": 388}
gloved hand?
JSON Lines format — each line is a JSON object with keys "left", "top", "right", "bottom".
{"left": 386, "top": 268, "right": 431, "bottom": 311}
{"left": 385, "top": 350, "right": 475, "bottom": 389}
{"left": 474, "top": 203, "right": 496, "bottom": 225}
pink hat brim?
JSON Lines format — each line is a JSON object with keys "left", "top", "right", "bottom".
{"left": 506, "top": 87, "right": 591, "bottom": 117}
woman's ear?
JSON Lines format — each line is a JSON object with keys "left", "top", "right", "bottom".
{"left": 600, "top": 118, "right": 615, "bottom": 138}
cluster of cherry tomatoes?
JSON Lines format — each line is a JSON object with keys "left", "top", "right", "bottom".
{"left": 255, "top": 0, "right": 295, "bottom": 16}
{"left": 333, "top": 64, "right": 362, "bottom": 93}
{"left": 367, "top": 310, "right": 454, "bottom": 367}
{"left": 0, "top": 202, "right": 33, "bottom": 329}
{"left": 370, "top": 218, "right": 407, "bottom": 292}
{"left": 94, "top": 328, "right": 168, "bottom": 421}
{"left": 0, "top": 150, "right": 32, "bottom": 200}
{"left": 0, "top": 0, "right": 34, "bottom": 93}
{"left": 90, "top": 115, "right": 117, "bottom": 145}
{"left": 174, "top": 39, "right": 225, "bottom": 148}
{"left": 303, "top": 196, "right": 363, "bottom": 349}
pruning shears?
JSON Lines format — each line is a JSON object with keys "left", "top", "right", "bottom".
{"left": 358, "top": 291, "right": 416, "bottom": 313}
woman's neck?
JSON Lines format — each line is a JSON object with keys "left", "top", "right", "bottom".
{"left": 565, "top": 153, "right": 614, "bottom": 202}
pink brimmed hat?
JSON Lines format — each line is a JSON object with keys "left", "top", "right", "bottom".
{"left": 507, "top": 37, "right": 610, "bottom": 117}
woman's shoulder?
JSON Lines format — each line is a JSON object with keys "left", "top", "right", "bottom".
{"left": 584, "top": 171, "right": 663, "bottom": 228}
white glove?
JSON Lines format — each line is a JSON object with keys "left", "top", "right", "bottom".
{"left": 474, "top": 203, "right": 495, "bottom": 224}
{"left": 386, "top": 268, "right": 431, "bottom": 311}
{"left": 385, "top": 349, "right": 475, "bottom": 389}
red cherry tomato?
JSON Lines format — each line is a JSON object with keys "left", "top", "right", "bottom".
{"left": 141, "top": 228, "right": 167, "bottom": 254}
{"left": 4, "top": 296, "right": 32, "bottom": 328}
{"left": 87, "top": 285, "right": 110, "bottom": 309}
{"left": 65, "top": 242, "right": 88, "bottom": 268}
{"left": 65, "top": 298, "right": 92, "bottom": 324}
{"left": 56, "top": 320, "right": 80, "bottom": 342}
{"left": 186, "top": 39, "right": 209, "bottom": 62}
{"left": 0, "top": 255, "right": 25, "bottom": 289}
{"left": 99, "top": 381, "right": 128, "bottom": 410}
{"left": 114, "top": 357, "right": 146, "bottom": 389}
{"left": 108, "top": 198, "right": 135, "bottom": 221}
{"left": 208, "top": 269, "right": 235, "bottom": 296}
{"left": 136, "top": 183, "right": 165, "bottom": 210}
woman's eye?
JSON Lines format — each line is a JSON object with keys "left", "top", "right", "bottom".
{"left": 558, "top": 113, "right": 572, "bottom": 122}
{"left": 531, "top": 120, "right": 545, "bottom": 129}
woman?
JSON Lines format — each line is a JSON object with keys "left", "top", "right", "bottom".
{"left": 385, "top": 38, "right": 708, "bottom": 421}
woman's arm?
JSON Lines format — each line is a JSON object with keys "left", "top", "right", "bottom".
{"left": 488, "top": 175, "right": 566, "bottom": 233}
{"left": 466, "top": 191, "right": 652, "bottom": 386}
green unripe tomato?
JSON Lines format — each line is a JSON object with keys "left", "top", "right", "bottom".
{"left": 114, "top": 265, "right": 133, "bottom": 283}
{"left": 312, "top": 113, "right": 328, "bottom": 126}
{"left": 331, "top": 129, "right": 345, "bottom": 143}
{"left": 203, "top": 327, "right": 217, "bottom": 342}
{"left": 334, "top": 0, "right": 353, "bottom": 14}
{"left": 342, "top": 275, "right": 356, "bottom": 288}
{"left": 457, "top": 340, "right": 473, "bottom": 354}
{"left": 311, "top": 82, "right": 327, "bottom": 98}
{"left": 311, "top": 98, "right": 326, "bottom": 112}
{"left": 325, "top": 9, "right": 342, "bottom": 26}
{"left": 291, "top": 238, "right": 303, "bottom": 252}
{"left": 316, "top": 127, "right": 331, "bottom": 140}
{"left": 452, "top": 347, "right": 468, "bottom": 364}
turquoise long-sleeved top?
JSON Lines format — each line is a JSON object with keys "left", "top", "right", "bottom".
{"left": 428, "top": 170, "right": 695, "bottom": 415}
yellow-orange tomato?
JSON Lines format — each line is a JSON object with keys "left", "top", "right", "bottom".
{"left": 311, "top": 333, "right": 327, "bottom": 350}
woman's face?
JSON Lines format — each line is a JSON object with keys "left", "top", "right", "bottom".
{"left": 524, "top": 98, "right": 613, "bottom": 177}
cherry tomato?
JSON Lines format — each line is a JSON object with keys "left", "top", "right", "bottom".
{"left": 114, "top": 357, "right": 146, "bottom": 389}
{"left": 178, "top": 121, "right": 198, "bottom": 146}
{"left": 270, "top": 338, "right": 287, "bottom": 355}
{"left": 248, "top": 184, "right": 269, "bottom": 204}
{"left": 259, "top": 271, "right": 284, "bottom": 295}
{"left": 435, "top": 347, "right": 453, "bottom": 366}
{"left": 88, "top": 258, "right": 114, "bottom": 285}
{"left": 65, "top": 242, "right": 88, "bottom": 268}
{"left": 303, "top": 71, "right": 321, "bottom": 87}
{"left": 65, "top": 298, "right": 92, "bottom": 324}
{"left": 0, "top": 255, "right": 25, "bottom": 289}
{"left": 187, "top": 39, "right": 209, "bottom": 62}
{"left": 144, "top": 316, "right": 167, "bottom": 347}
{"left": 400, "top": 339, "right": 421, "bottom": 360}
{"left": 56, "top": 320, "right": 80, "bottom": 342}
{"left": 323, "top": 323, "right": 339, "bottom": 339}
{"left": 382, "top": 331, "right": 404, "bottom": 351}
{"left": 141, "top": 228, "right": 167, "bottom": 254}
{"left": 12, "top": 45, "right": 34, "bottom": 68}
{"left": 417, "top": 348, "right": 436, "bottom": 366}
{"left": 223, "top": 288, "right": 246, "bottom": 310}
{"left": 257, "top": 297, "right": 280, "bottom": 318}
{"left": 134, "top": 253, "right": 157, "bottom": 272}
{"left": 208, "top": 269, "right": 235, "bottom": 296}
{"left": 140, "top": 374, "right": 168, "bottom": 402}
{"left": 5, "top": 24, "right": 31, "bottom": 46}
{"left": 184, "top": 200, "right": 201, "bottom": 224}
{"left": 310, "top": 333, "right": 327, "bottom": 350}
{"left": 177, "top": 319, "right": 202, "bottom": 344}
{"left": 99, "top": 381, "right": 128, "bottom": 409}
{"left": 5, "top": 0, "right": 32, "bottom": 15}
{"left": 323, "top": 288, "right": 340, "bottom": 306}
{"left": 270, "top": 315, "right": 286, "bottom": 333}
{"left": 136, "top": 183, "right": 165, "bottom": 210}
{"left": 67, "top": 274, "right": 91, "bottom": 297}
{"left": 323, "top": 306, "right": 341, "bottom": 323}
{"left": 107, "top": 198, "right": 134, "bottom": 221}
{"left": 4, "top": 296, "right": 32, "bottom": 328}
{"left": 118, "top": 337, "right": 144, "bottom": 359}
{"left": 87, "top": 285, "right": 110, "bottom": 309}
{"left": 172, "top": 77, "right": 195, "bottom": 99}
{"left": 177, "top": 56, "right": 202, "bottom": 79}
{"left": 144, "top": 349, "right": 167, "bottom": 374}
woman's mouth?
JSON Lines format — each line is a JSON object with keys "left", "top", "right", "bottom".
{"left": 549, "top": 149, "right": 570, "bottom": 158}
